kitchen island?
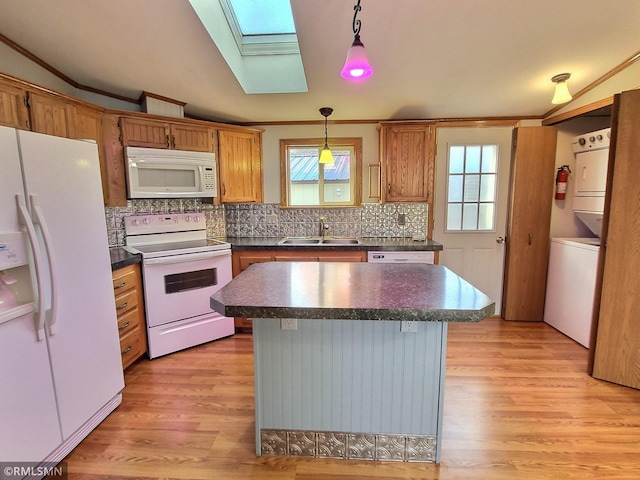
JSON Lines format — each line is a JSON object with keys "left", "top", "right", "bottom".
{"left": 210, "top": 261, "right": 494, "bottom": 463}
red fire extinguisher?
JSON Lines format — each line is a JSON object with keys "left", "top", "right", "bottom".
{"left": 555, "top": 165, "right": 571, "bottom": 200}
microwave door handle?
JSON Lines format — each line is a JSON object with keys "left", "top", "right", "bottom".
{"left": 16, "top": 194, "right": 47, "bottom": 341}
{"left": 133, "top": 158, "right": 200, "bottom": 166}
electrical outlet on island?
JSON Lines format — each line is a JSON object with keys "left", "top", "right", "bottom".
{"left": 401, "top": 320, "right": 418, "bottom": 333}
{"left": 281, "top": 318, "right": 298, "bottom": 330}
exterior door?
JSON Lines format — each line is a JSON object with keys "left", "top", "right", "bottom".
{"left": 434, "top": 127, "right": 512, "bottom": 314}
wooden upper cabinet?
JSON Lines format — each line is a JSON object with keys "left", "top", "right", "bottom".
{"left": 28, "top": 91, "right": 76, "bottom": 138}
{"left": 74, "top": 105, "right": 102, "bottom": 141}
{"left": 379, "top": 123, "right": 435, "bottom": 203}
{"left": 120, "top": 117, "right": 170, "bottom": 148}
{"left": 120, "top": 116, "right": 214, "bottom": 152}
{"left": 171, "top": 123, "right": 214, "bottom": 152}
{"left": 218, "top": 129, "right": 263, "bottom": 203}
{"left": 0, "top": 80, "right": 29, "bottom": 130}
{"left": 502, "top": 126, "right": 557, "bottom": 321}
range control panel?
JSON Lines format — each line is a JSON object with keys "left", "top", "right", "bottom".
{"left": 124, "top": 213, "right": 206, "bottom": 235}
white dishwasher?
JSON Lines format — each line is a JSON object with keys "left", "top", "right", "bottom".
{"left": 367, "top": 251, "right": 434, "bottom": 264}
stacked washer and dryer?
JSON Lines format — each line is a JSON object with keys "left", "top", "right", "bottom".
{"left": 543, "top": 128, "right": 610, "bottom": 347}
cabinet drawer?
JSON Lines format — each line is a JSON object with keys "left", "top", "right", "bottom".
{"left": 114, "top": 288, "right": 138, "bottom": 316}
{"left": 117, "top": 307, "right": 142, "bottom": 337}
{"left": 120, "top": 327, "right": 145, "bottom": 369}
{"left": 112, "top": 266, "right": 139, "bottom": 294}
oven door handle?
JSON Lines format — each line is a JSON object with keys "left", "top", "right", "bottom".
{"left": 143, "top": 249, "right": 230, "bottom": 266}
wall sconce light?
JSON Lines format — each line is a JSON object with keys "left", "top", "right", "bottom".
{"left": 341, "top": 0, "right": 373, "bottom": 80}
{"left": 319, "top": 107, "right": 335, "bottom": 164}
{"left": 551, "top": 73, "right": 572, "bottom": 104}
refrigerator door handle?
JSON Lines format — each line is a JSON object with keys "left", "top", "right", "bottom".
{"left": 15, "top": 194, "right": 47, "bottom": 341}
{"left": 30, "top": 194, "right": 59, "bottom": 336}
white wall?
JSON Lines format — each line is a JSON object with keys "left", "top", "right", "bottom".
{"left": 0, "top": 43, "right": 139, "bottom": 113}
{"left": 551, "top": 117, "right": 611, "bottom": 239}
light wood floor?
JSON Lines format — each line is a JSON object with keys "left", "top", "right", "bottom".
{"left": 60, "top": 318, "right": 640, "bottom": 480}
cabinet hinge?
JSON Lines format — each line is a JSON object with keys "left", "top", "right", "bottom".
{"left": 23, "top": 95, "right": 30, "bottom": 108}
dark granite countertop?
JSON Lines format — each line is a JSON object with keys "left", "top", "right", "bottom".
{"left": 210, "top": 262, "right": 494, "bottom": 322}
{"left": 227, "top": 236, "right": 443, "bottom": 252}
{"left": 110, "top": 247, "right": 141, "bottom": 271}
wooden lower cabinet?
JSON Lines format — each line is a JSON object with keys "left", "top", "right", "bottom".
{"left": 112, "top": 264, "right": 147, "bottom": 369}
{"left": 231, "top": 250, "right": 367, "bottom": 330}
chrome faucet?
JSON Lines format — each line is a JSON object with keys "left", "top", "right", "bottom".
{"left": 319, "top": 216, "right": 328, "bottom": 237}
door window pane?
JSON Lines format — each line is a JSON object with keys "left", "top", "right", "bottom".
{"left": 480, "top": 174, "right": 496, "bottom": 202}
{"left": 449, "top": 146, "right": 465, "bottom": 173}
{"left": 466, "top": 146, "right": 481, "bottom": 173}
{"left": 447, "top": 203, "right": 462, "bottom": 230}
{"left": 448, "top": 175, "right": 463, "bottom": 202}
{"left": 478, "top": 204, "right": 495, "bottom": 230}
{"left": 464, "top": 175, "right": 480, "bottom": 202}
{"left": 462, "top": 204, "right": 478, "bottom": 230}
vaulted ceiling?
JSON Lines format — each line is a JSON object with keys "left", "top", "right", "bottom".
{"left": 0, "top": 0, "right": 637, "bottom": 124}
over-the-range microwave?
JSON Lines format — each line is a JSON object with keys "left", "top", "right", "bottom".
{"left": 125, "top": 146, "right": 217, "bottom": 199}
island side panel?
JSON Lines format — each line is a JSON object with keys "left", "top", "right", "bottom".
{"left": 253, "top": 318, "right": 447, "bottom": 462}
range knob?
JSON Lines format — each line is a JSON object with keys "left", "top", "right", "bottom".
{"left": 578, "top": 138, "right": 586, "bottom": 146}
{"left": 596, "top": 134, "right": 603, "bottom": 141}
{"left": 143, "top": 218, "right": 150, "bottom": 225}
{"left": 194, "top": 215, "right": 200, "bottom": 222}
{"left": 132, "top": 219, "right": 140, "bottom": 226}
{"left": 589, "top": 136, "right": 596, "bottom": 143}
{"left": 185, "top": 216, "right": 191, "bottom": 222}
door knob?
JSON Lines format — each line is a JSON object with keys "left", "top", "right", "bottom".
{"left": 496, "top": 236, "right": 505, "bottom": 244}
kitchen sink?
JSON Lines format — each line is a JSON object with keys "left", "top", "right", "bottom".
{"left": 278, "top": 236, "right": 361, "bottom": 245}
{"left": 279, "top": 237, "right": 321, "bottom": 244}
{"left": 321, "top": 238, "right": 360, "bottom": 245}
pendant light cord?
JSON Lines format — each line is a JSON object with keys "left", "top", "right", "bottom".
{"left": 352, "top": 0, "right": 362, "bottom": 35}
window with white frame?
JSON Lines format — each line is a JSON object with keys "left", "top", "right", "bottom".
{"left": 280, "top": 138, "right": 362, "bottom": 207}
{"left": 446, "top": 144, "right": 498, "bottom": 231}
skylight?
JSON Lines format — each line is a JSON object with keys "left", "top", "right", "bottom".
{"left": 220, "top": 0, "right": 299, "bottom": 55}
{"left": 190, "top": 0, "right": 307, "bottom": 94}
{"left": 228, "top": 0, "right": 295, "bottom": 36}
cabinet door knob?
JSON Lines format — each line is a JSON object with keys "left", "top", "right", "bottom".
{"left": 116, "top": 302, "right": 128, "bottom": 310}
{"left": 121, "top": 345, "right": 132, "bottom": 355}
{"left": 114, "top": 282, "right": 126, "bottom": 290}
{"left": 387, "top": 183, "right": 391, "bottom": 194}
{"left": 118, "top": 321, "right": 130, "bottom": 330}
{"left": 528, "top": 234, "right": 533, "bottom": 246}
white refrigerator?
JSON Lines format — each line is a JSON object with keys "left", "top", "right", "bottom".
{"left": 0, "top": 126, "right": 124, "bottom": 470}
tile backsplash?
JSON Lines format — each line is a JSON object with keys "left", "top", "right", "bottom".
{"left": 105, "top": 201, "right": 429, "bottom": 247}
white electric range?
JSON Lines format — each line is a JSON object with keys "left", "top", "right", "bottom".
{"left": 124, "top": 213, "right": 234, "bottom": 358}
